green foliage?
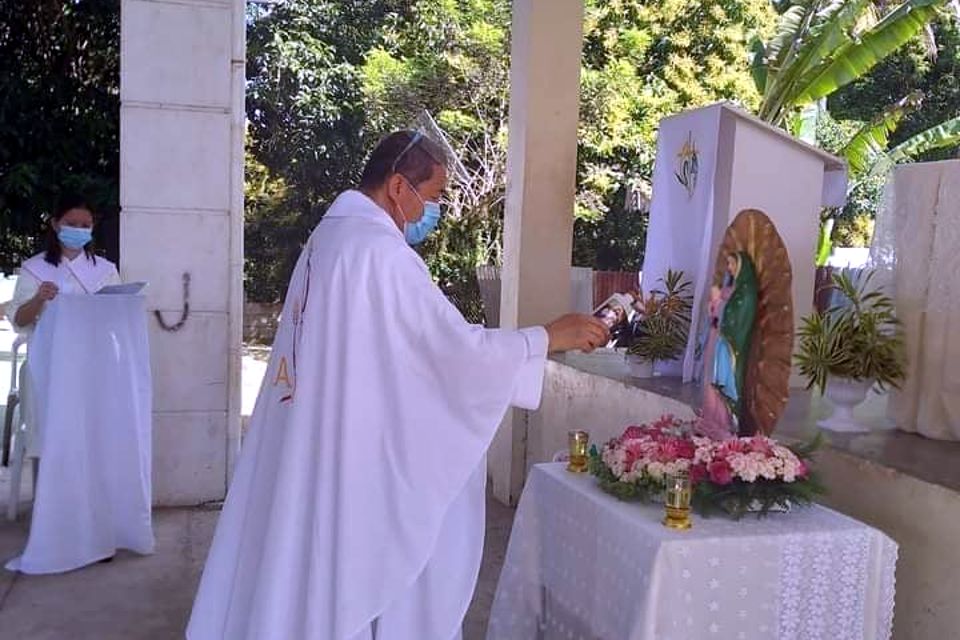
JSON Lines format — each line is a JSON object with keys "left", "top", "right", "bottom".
{"left": 796, "top": 271, "right": 906, "bottom": 394}
{"left": 887, "top": 114, "right": 960, "bottom": 162}
{"left": 691, "top": 470, "right": 825, "bottom": 519}
{"left": 625, "top": 269, "right": 693, "bottom": 361}
{"left": 755, "top": 0, "right": 948, "bottom": 127}
{"left": 0, "top": 0, "right": 121, "bottom": 273}
{"left": 357, "top": 1, "right": 511, "bottom": 316}
{"left": 243, "top": 1, "right": 414, "bottom": 302}
{"left": 244, "top": 149, "right": 299, "bottom": 304}
{"left": 242, "top": 0, "right": 778, "bottom": 306}
{"left": 832, "top": 214, "right": 874, "bottom": 247}
{"left": 576, "top": 0, "right": 776, "bottom": 266}
{"left": 754, "top": 4, "right": 960, "bottom": 258}
{"left": 588, "top": 445, "right": 666, "bottom": 502}
{"left": 839, "top": 91, "right": 924, "bottom": 175}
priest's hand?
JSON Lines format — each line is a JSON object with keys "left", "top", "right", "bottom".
{"left": 545, "top": 314, "right": 610, "bottom": 353}
{"left": 35, "top": 281, "right": 59, "bottom": 302}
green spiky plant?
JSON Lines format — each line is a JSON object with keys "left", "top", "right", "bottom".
{"left": 626, "top": 270, "right": 693, "bottom": 363}
{"left": 796, "top": 270, "right": 906, "bottom": 393}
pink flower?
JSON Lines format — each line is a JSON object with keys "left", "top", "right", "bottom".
{"left": 622, "top": 425, "right": 645, "bottom": 440}
{"left": 795, "top": 460, "right": 808, "bottom": 478}
{"left": 748, "top": 436, "right": 774, "bottom": 457}
{"left": 708, "top": 460, "right": 734, "bottom": 485}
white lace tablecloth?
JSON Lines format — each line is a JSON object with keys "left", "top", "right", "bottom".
{"left": 487, "top": 463, "right": 897, "bottom": 640}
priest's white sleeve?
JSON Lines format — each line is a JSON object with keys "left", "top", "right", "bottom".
{"left": 512, "top": 326, "right": 548, "bottom": 410}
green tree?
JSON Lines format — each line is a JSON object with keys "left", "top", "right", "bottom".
{"left": 575, "top": 0, "right": 777, "bottom": 269}
{"left": 244, "top": 0, "right": 413, "bottom": 301}
{"left": 753, "top": 0, "right": 949, "bottom": 130}
{"left": 0, "top": 0, "right": 120, "bottom": 273}
{"left": 752, "top": 1, "right": 960, "bottom": 253}
{"left": 361, "top": 0, "right": 511, "bottom": 322}
{"left": 361, "top": 0, "right": 777, "bottom": 293}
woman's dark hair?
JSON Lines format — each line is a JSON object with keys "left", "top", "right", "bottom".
{"left": 44, "top": 192, "right": 96, "bottom": 266}
{"left": 358, "top": 130, "right": 447, "bottom": 191}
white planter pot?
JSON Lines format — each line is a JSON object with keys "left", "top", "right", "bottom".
{"left": 817, "top": 378, "right": 874, "bottom": 433}
{"left": 625, "top": 355, "right": 655, "bottom": 379}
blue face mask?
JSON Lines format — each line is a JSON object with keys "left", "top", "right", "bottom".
{"left": 58, "top": 225, "right": 93, "bottom": 250}
{"left": 398, "top": 176, "right": 443, "bottom": 245}
{"left": 404, "top": 201, "right": 442, "bottom": 245}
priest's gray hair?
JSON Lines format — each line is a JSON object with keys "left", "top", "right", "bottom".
{"left": 359, "top": 130, "right": 448, "bottom": 189}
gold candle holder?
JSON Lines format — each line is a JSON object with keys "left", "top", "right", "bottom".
{"left": 662, "top": 472, "right": 693, "bottom": 530}
{"left": 567, "top": 430, "right": 589, "bottom": 473}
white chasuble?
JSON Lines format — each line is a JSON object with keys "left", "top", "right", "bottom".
{"left": 187, "top": 190, "right": 547, "bottom": 640}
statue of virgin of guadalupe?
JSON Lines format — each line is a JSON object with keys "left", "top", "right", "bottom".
{"left": 698, "top": 251, "right": 759, "bottom": 439}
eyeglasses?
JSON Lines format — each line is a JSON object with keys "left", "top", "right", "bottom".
{"left": 390, "top": 131, "right": 424, "bottom": 176}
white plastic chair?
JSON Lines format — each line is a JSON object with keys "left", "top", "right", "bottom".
{"left": 5, "top": 335, "right": 37, "bottom": 521}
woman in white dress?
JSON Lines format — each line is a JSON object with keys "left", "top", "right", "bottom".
{"left": 7, "top": 193, "right": 120, "bottom": 464}
{"left": 5, "top": 194, "right": 154, "bottom": 575}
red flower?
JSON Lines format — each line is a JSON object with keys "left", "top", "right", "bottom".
{"left": 675, "top": 439, "right": 697, "bottom": 459}
{"left": 657, "top": 438, "right": 696, "bottom": 462}
{"left": 708, "top": 460, "right": 734, "bottom": 485}
{"left": 689, "top": 463, "right": 708, "bottom": 484}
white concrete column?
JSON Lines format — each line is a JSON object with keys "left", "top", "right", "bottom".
{"left": 120, "top": 0, "right": 244, "bottom": 505}
{"left": 490, "top": 0, "right": 585, "bottom": 505}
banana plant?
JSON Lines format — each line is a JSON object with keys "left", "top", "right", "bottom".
{"left": 886, "top": 114, "right": 960, "bottom": 163}
{"left": 841, "top": 96, "right": 960, "bottom": 179}
{"left": 816, "top": 95, "right": 960, "bottom": 264}
{"left": 754, "top": 0, "right": 949, "bottom": 128}
{"left": 839, "top": 91, "right": 923, "bottom": 176}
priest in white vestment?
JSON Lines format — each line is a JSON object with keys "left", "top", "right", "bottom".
{"left": 186, "top": 131, "right": 608, "bottom": 639}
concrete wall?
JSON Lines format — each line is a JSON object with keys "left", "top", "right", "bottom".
{"left": 525, "top": 360, "right": 695, "bottom": 475}
{"left": 120, "top": 0, "right": 245, "bottom": 505}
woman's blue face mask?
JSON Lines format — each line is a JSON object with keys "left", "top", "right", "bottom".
{"left": 58, "top": 225, "right": 93, "bottom": 250}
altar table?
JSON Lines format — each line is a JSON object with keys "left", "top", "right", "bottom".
{"left": 487, "top": 463, "right": 897, "bottom": 640}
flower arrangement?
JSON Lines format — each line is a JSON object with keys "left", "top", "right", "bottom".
{"left": 590, "top": 415, "right": 695, "bottom": 500}
{"left": 589, "top": 416, "right": 825, "bottom": 518}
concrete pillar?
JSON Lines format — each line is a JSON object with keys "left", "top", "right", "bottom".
{"left": 489, "top": 0, "right": 585, "bottom": 505}
{"left": 120, "top": 0, "right": 244, "bottom": 505}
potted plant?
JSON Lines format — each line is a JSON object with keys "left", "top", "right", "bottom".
{"left": 795, "top": 271, "right": 905, "bottom": 432}
{"left": 623, "top": 270, "right": 693, "bottom": 378}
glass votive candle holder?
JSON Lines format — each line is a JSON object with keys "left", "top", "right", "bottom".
{"left": 663, "top": 471, "right": 693, "bottom": 530}
{"left": 567, "top": 430, "right": 589, "bottom": 473}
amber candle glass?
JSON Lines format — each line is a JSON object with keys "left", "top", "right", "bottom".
{"left": 567, "top": 430, "right": 589, "bottom": 473}
{"left": 662, "top": 472, "right": 693, "bottom": 530}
